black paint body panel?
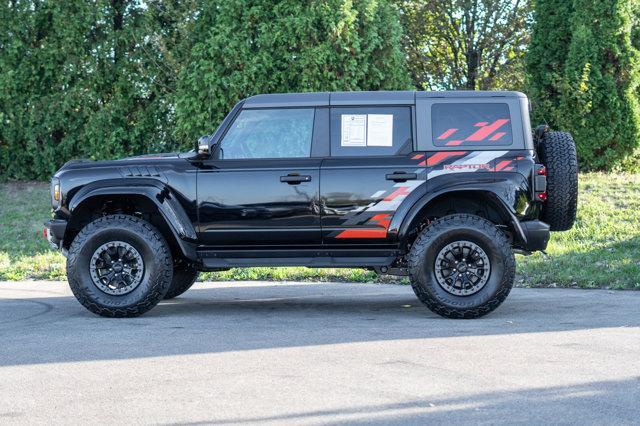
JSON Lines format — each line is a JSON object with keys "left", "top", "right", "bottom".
{"left": 47, "top": 90, "right": 548, "bottom": 267}
{"left": 196, "top": 158, "right": 322, "bottom": 246}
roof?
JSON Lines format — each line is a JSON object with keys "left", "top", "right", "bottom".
{"left": 242, "top": 90, "right": 526, "bottom": 108}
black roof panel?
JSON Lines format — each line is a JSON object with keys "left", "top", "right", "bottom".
{"left": 244, "top": 92, "right": 329, "bottom": 108}
{"left": 242, "top": 90, "right": 526, "bottom": 108}
{"left": 416, "top": 90, "right": 526, "bottom": 99}
{"left": 331, "top": 91, "right": 415, "bottom": 105}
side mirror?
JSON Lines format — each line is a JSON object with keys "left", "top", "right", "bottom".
{"left": 196, "top": 135, "right": 213, "bottom": 156}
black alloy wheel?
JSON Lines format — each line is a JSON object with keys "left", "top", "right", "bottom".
{"left": 408, "top": 214, "right": 515, "bottom": 319}
{"left": 89, "top": 241, "right": 145, "bottom": 296}
{"left": 67, "top": 215, "right": 173, "bottom": 317}
{"left": 433, "top": 240, "right": 491, "bottom": 296}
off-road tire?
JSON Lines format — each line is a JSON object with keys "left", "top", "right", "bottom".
{"left": 163, "top": 263, "right": 199, "bottom": 299}
{"left": 408, "top": 214, "right": 515, "bottom": 319}
{"left": 538, "top": 131, "right": 578, "bottom": 231}
{"left": 67, "top": 214, "right": 173, "bottom": 318}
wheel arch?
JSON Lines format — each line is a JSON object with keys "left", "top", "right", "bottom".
{"left": 64, "top": 180, "right": 197, "bottom": 261}
{"left": 394, "top": 189, "right": 527, "bottom": 250}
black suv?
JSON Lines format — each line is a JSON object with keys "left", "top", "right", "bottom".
{"left": 44, "top": 91, "right": 578, "bottom": 318}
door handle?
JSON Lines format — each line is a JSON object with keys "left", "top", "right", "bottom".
{"left": 385, "top": 172, "right": 417, "bottom": 182}
{"left": 280, "top": 174, "right": 312, "bottom": 184}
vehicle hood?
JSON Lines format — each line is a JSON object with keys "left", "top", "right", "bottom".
{"left": 55, "top": 152, "right": 183, "bottom": 173}
{"left": 51, "top": 152, "right": 193, "bottom": 210}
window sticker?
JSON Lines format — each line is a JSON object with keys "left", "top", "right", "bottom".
{"left": 366, "top": 114, "right": 393, "bottom": 147}
{"left": 341, "top": 114, "right": 367, "bottom": 147}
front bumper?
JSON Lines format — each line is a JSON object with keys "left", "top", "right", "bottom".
{"left": 43, "top": 219, "right": 67, "bottom": 250}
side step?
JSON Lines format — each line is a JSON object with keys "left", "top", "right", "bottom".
{"left": 198, "top": 249, "right": 397, "bottom": 270}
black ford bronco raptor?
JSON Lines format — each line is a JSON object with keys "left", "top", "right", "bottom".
{"left": 44, "top": 91, "right": 578, "bottom": 318}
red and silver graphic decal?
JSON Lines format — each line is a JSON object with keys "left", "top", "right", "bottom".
{"left": 335, "top": 213, "right": 391, "bottom": 239}
{"left": 332, "top": 154, "right": 427, "bottom": 239}
{"left": 432, "top": 103, "right": 513, "bottom": 147}
{"left": 427, "top": 150, "right": 509, "bottom": 179}
{"left": 464, "top": 119, "right": 510, "bottom": 142}
{"left": 329, "top": 150, "right": 527, "bottom": 240}
{"left": 440, "top": 120, "right": 510, "bottom": 146}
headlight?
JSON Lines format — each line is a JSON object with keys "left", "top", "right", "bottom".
{"left": 51, "top": 178, "right": 61, "bottom": 206}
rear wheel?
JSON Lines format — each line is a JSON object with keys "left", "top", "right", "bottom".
{"left": 408, "top": 214, "right": 515, "bottom": 319}
{"left": 538, "top": 131, "right": 578, "bottom": 231}
{"left": 67, "top": 215, "right": 173, "bottom": 318}
{"left": 163, "top": 263, "right": 199, "bottom": 299}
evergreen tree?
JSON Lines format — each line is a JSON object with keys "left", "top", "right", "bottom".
{"left": 175, "top": 0, "right": 411, "bottom": 142}
{"left": 525, "top": 0, "right": 575, "bottom": 126}
{"left": 0, "top": 1, "right": 187, "bottom": 180}
{"left": 558, "top": 0, "right": 640, "bottom": 170}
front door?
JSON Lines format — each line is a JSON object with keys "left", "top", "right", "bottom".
{"left": 197, "top": 107, "right": 321, "bottom": 246}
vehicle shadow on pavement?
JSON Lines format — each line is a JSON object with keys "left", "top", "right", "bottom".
{"left": 1, "top": 283, "right": 639, "bottom": 366}
{"left": 173, "top": 377, "right": 640, "bottom": 425}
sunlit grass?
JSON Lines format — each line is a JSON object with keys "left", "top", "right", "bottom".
{"left": 517, "top": 173, "right": 640, "bottom": 289}
{"left": 1, "top": 174, "right": 638, "bottom": 289}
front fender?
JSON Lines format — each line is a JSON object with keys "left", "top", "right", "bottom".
{"left": 68, "top": 179, "right": 197, "bottom": 259}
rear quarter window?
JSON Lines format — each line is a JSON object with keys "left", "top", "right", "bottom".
{"left": 432, "top": 103, "right": 513, "bottom": 147}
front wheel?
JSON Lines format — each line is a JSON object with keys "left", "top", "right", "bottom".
{"left": 408, "top": 214, "right": 515, "bottom": 319}
{"left": 67, "top": 215, "right": 173, "bottom": 318}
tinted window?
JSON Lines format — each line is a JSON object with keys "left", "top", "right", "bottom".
{"left": 432, "top": 103, "right": 513, "bottom": 147}
{"left": 220, "top": 108, "right": 315, "bottom": 159}
{"left": 330, "top": 107, "right": 412, "bottom": 157}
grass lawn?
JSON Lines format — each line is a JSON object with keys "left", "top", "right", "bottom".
{"left": 1, "top": 174, "right": 639, "bottom": 289}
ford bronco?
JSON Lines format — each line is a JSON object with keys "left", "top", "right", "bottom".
{"left": 44, "top": 91, "right": 578, "bottom": 318}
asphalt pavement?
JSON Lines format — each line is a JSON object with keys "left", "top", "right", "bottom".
{"left": 1, "top": 280, "right": 639, "bottom": 425}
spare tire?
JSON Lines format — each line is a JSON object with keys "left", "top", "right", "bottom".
{"left": 537, "top": 131, "right": 578, "bottom": 231}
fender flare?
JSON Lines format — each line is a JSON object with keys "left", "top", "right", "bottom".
{"left": 390, "top": 187, "right": 527, "bottom": 249}
{"left": 67, "top": 179, "right": 197, "bottom": 260}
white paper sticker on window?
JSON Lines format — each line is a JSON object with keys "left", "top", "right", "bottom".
{"left": 341, "top": 114, "right": 367, "bottom": 147}
{"left": 366, "top": 114, "right": 393, "bottom": 147}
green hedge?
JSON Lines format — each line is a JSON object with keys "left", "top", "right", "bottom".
{"left": 0, "top": 0, "right": 409, "bottom": 181}
{"left": 526, "top": 0, "right": 640, "bottom": 171}
{"left": 2, "top": 0, "right": 640, "bottom": 179}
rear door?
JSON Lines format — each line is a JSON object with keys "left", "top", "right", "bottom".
{"left": 320, "top": 105, "right": 426, "bottom": 245}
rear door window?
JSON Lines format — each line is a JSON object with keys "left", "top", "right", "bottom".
{"left": 330, "top": 107, "right": 412, "bottom": 156}
{"left": 432, "top": 103, "right": 513, "bottom": 147}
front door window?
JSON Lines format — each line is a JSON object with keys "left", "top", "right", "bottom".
{"left": 220, "top": 108, "right": 315, "bottom": 159}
